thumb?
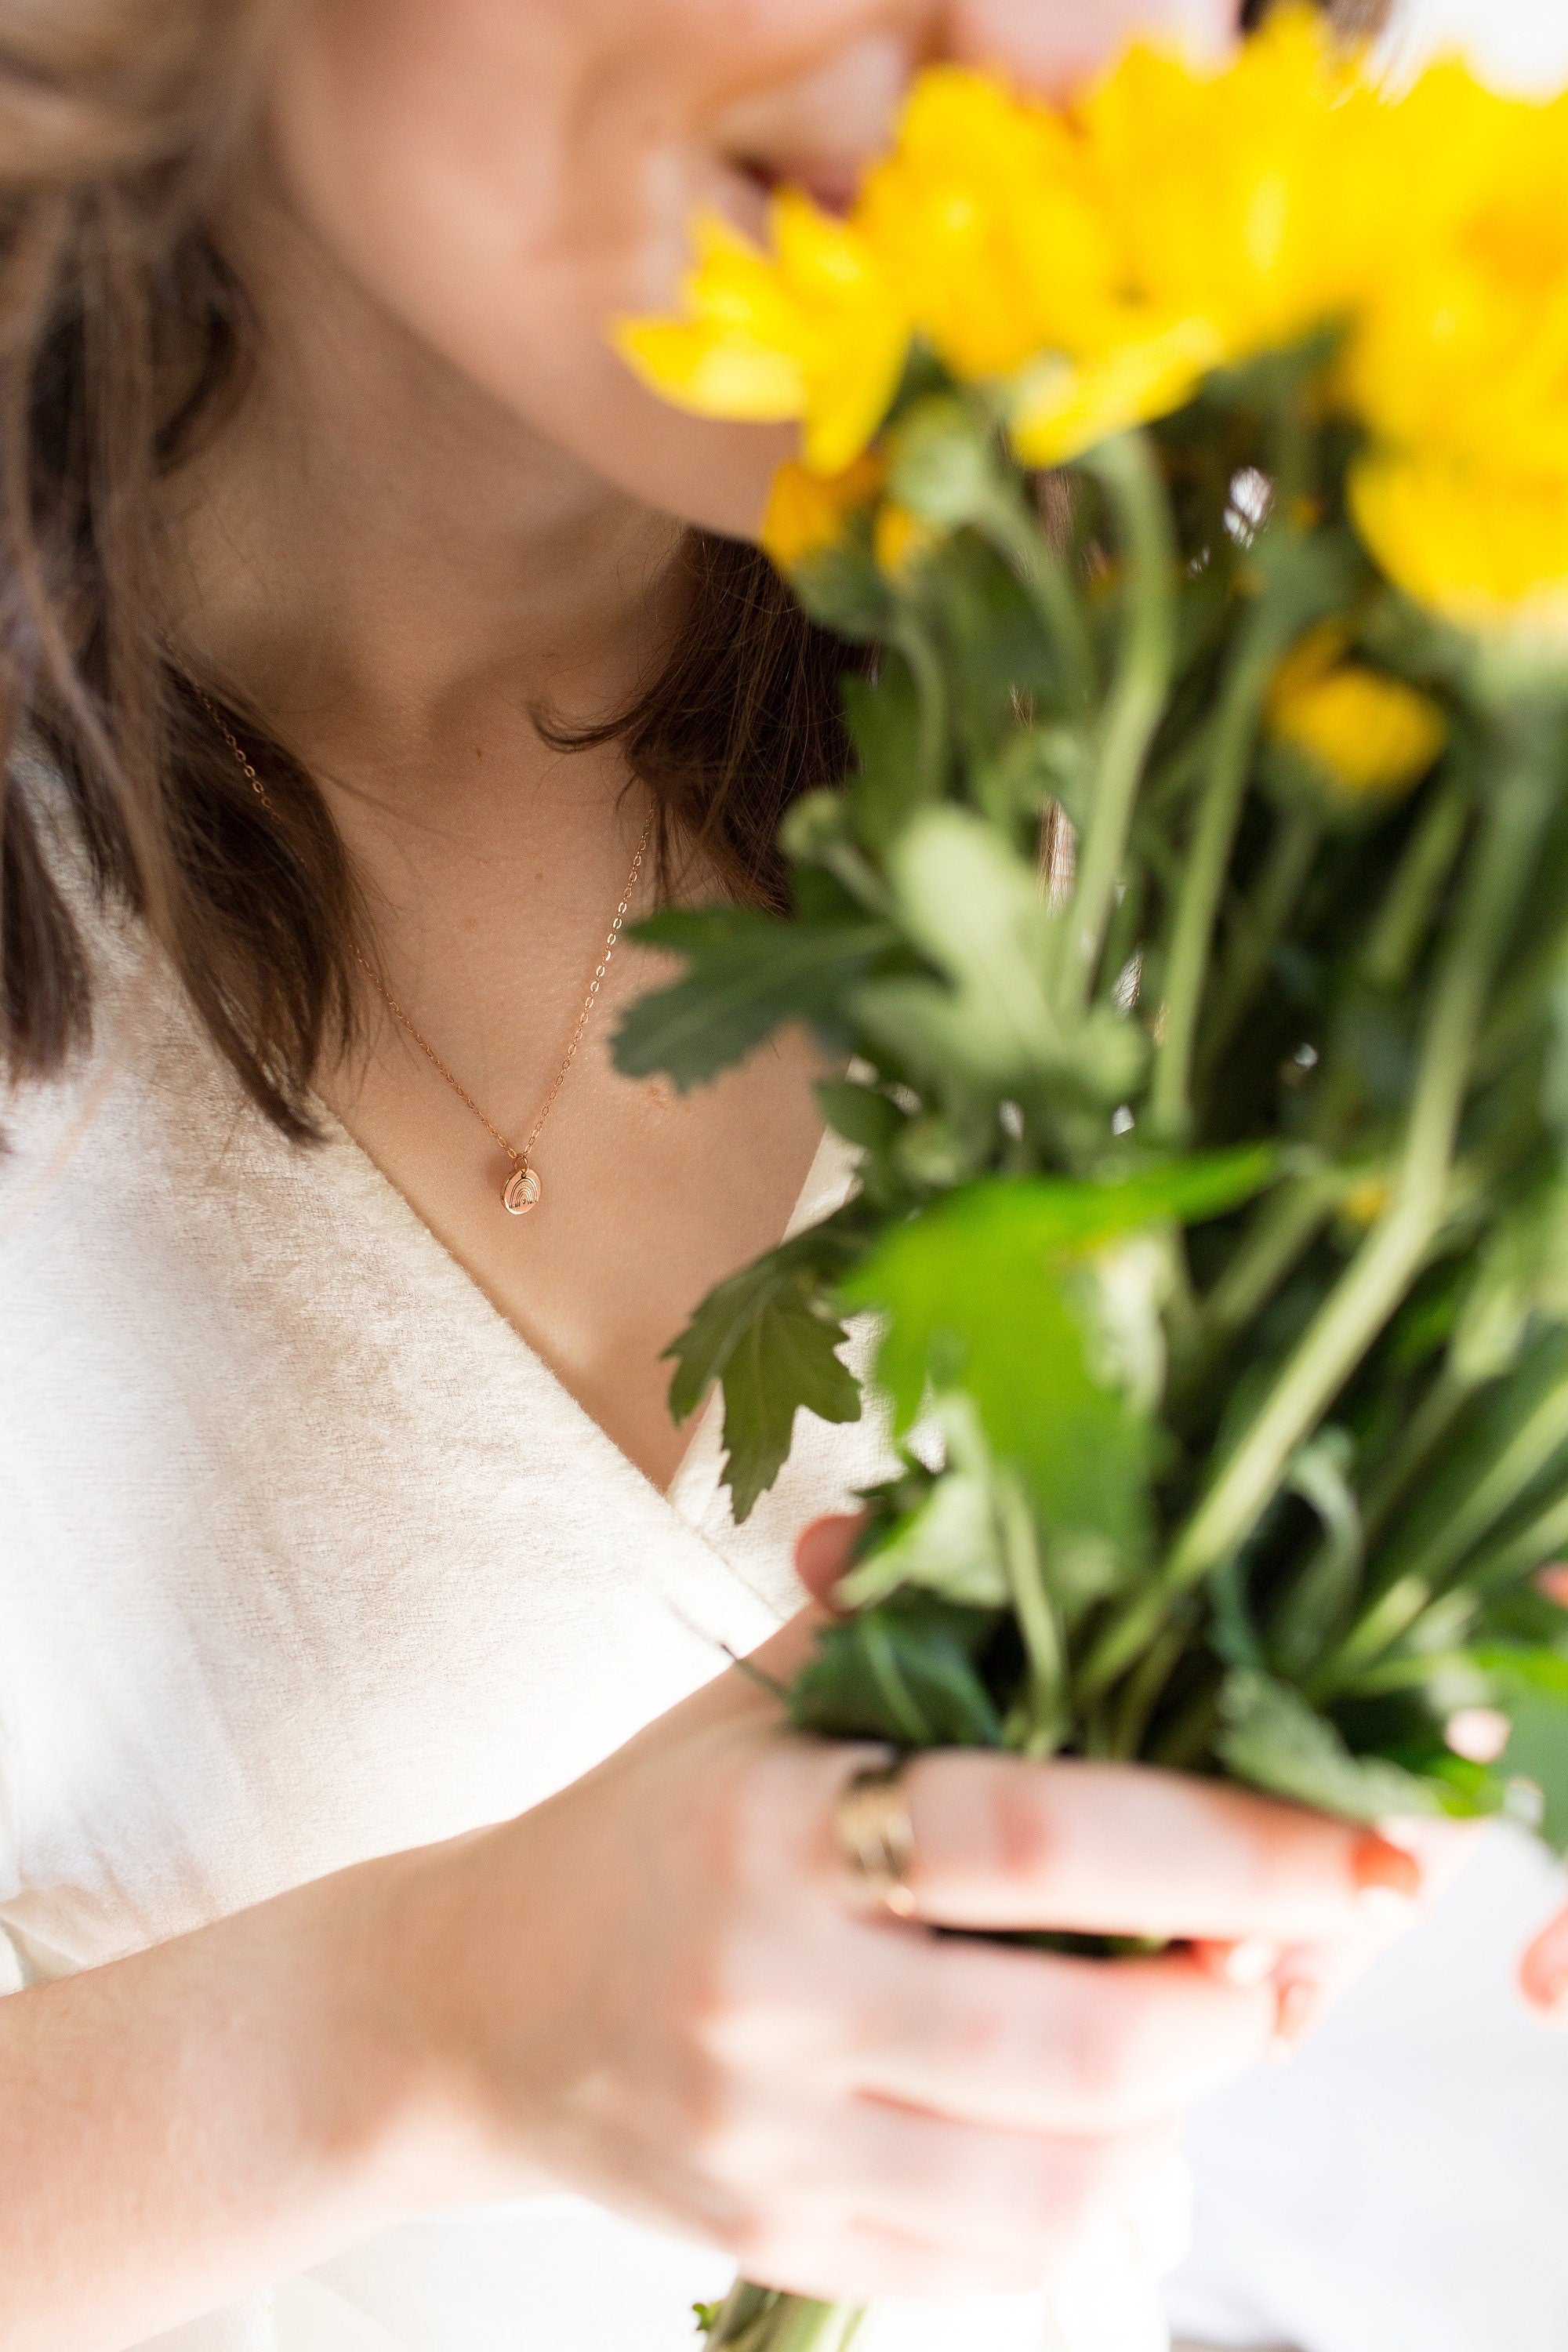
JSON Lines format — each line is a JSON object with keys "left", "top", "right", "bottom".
{"left": 793, "top": 1512, "right": 867, "bottom": 1609}
{"left": 731, "top": 1513, "right": 866, "bottom": 1692}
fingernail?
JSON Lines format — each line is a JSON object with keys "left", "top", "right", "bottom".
{"left": 1220, "top": 1936, "right": 1281, "bottom": 1987}
{"left": 1352, "top": 1833, "right": 1421, "bottom": 1922}
{"left": 1270, "top": 1976, "right": 1323, "bottom": 2058}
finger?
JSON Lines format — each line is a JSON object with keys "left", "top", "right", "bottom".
{"left": 829, "top": 2098, "right": 1179, "bottom": 2268}
{"left": 739, "top": 2109, "right": 1178, "bottom": 2299}
{"left": 896, "top": 1751, "right": 1425, "bottom": 1944}
{"left": 1520, "top": 1901, "right": 1568, "bottom": 2021}
{"left": 851, "top": 1936, "right": 1275, "bottom": 2132}
{"left": 793, "top": 1515, "right": 866, "bottom": 1612}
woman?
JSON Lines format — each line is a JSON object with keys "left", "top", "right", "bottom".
{"left": 0, "top": 2, "right": 1468, "bottom": 2348}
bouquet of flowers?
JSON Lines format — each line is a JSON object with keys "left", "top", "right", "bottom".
{"left": 613, "top": 11, "right": 1568, "bottom": 2347}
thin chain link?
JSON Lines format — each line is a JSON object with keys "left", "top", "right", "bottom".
{"left": 194, "top": 688, "right": 652, "bottom": 1177}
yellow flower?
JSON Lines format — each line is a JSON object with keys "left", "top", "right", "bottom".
{"left": 854, "top": 67, "right": 1122, "bottom": 381}
{"left": 1340, "top": 74, "right": 1568, "bottom": 479}
{"left": 615, "top": 198, "right": 910, "bottom": 474}
{"left": 1010, "top": 318, "right": 1224, "bottom": 469}
{"left": 1350, "top": 450, "right": 1568, "bottom": 646}
{"left": 1267, "top": 622, "right": 1447, "bottom": 799}
{"left": 760, "top": 455, "right": 884, "bottom": 572}
{"left": 1074, "top": 8, "right": 1374, "bottom": 360}
{"left": 1006, "top": 8, "right": 1375, "bottom": 464}
{"left": 872, "top": 500, "right": 944, "bottom": 583}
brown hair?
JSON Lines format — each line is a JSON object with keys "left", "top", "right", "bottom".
{"left": 0, "top": 0, "right": 1385, "bottom": 1139}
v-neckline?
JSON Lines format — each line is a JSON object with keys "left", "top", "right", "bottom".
{"left": 305, "top": 1098, "right": 855, "bottom": 1521}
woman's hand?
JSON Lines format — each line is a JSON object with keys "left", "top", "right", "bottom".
{"left": 394, "top": 1519, "right": 1429, "bottom": 2305}
{"left": 0, "top": 1516, "right": 1432, "bottom": 2350}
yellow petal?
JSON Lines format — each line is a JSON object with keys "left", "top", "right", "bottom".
{"left": 1351, "top": 451, "right": 1568, "bottom": 646}
{"left": 1267, "top": 645, "right": 1447, "bottom": 800}
{"left": 1008, "top": 318, "right": 1223, "bottom": 466}
{"left": 612, "top": 319, "right": 805, "bottom": 421}
{"left": 760, "top": 455, "right": 885, "bottom": 571}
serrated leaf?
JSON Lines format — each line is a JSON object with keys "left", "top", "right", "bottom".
{"left": 788, "top": 1596, "right": 1005, "bottom": 1747}
{"left": 1216, "top": 1668, "right": 1445, "bottom": 1824}
{"left": 840, "top": 1183, "right": 1146, "bottom": 1563}
{"left": 850, "top": 806, "right": 1063, "bottom": 1094}
{"left": 612, "top": 907, "right": 891, "bottom": 1093}
{"left": 662, "top": 1223, "right": 866, "bottom": 1522}
{"left": 837, "top": 1161, "right": 1272, "bottom": 1563}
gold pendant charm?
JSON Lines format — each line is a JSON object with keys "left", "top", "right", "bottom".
{"left": 503, "top": 1162, "right": 541, "bottom": 1216}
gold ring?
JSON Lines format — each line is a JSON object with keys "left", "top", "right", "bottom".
{"left": 835, "top": 1758, "right": 918, "bottom": 1919}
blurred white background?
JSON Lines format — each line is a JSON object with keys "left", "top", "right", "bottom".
{"left": 1385, "top": 0, "right": 1568, "bottom": 89}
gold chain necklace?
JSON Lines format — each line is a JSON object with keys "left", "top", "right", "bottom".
{"left": 198, "top": 691, "right": 653, "bottom": 1218}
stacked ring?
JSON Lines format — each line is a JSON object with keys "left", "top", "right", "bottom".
{"left": 834, "top": 1759, "right": 919, "bottom": 1920}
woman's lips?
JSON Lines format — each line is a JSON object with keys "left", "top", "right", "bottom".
{"left": 732, "top": 155, "right": 866, "bottom": 218}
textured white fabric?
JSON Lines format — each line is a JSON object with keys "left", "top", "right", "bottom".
{"left": 0, "top": 804, "right": 886, "bottom": 2350}
{"left": 1, "top": 803, "right": 1123, "bottom": 2352}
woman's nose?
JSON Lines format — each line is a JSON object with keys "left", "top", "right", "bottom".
{"left": 942, "top": 0, "right": 1244, "bottom": 98}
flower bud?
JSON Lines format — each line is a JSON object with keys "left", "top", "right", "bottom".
{"left": 1266, "top": 622, "right": 1447, "bottom": 808}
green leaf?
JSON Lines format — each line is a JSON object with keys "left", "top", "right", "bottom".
{"left": 835, "top": 1469, "right": 1011, "bottom": 1611}
{"left": 837, "top": 1162, "right": 1272, "bottom": 1561}
{"left": 1449, "top": 1178, "right": 1568, "bottom": 1385}
{"left": 840, "top": 1183, "right": 1145, "bottom": 1562}
{"left": 815, "top": 1076, "right": 905, "bottom": 1153}
{"left": 842, "top": 663, "right": 935, "bottom": 856}
{"left": 662, "top": 1223, "right": 866, "bottom": 1523}
{"left": 1478, "top": 1646, "right": 1568, "bottom": 1852}
{"left": 788, "top": 1596, "right": 1005, "bottom": 1747}
{"left": 850, "top": 807, "right": 1062, "bottom": 1094}
{"left": 1216, "top": 1668, "right": 1446, "bottom": 1824}
{"left": 612, "top": 907, "right": 891, "bottom": 1093}
{"left": 1541, "top": 942, "right": 1568, "bottom": 1154}
{"left": 1368, "top": 1325, "right": 1568, "bottom": 1599}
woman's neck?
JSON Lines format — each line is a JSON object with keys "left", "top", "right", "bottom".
{"left": 162, "top": 178, "right": 682, "bottom": 847}
{"left": 156, "top": 176, "right": 827, "bottom": 1497}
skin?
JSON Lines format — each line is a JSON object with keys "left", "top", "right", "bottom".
{"left": 2, "top": 0, "right": 1506, "bottom": 2342}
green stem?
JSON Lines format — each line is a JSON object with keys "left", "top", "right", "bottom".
{"left": 1062, "top": 431, "right": 1177, "bottom": 1011}
{"left": 1358, "top": 1360, "right": 1472, "bottom": 1551}
{"left": 997, "top": 1475, "right": 1067, "bottom": 1759}
{"left": 1467, "top": 1481, "right": 1568, "bottom": 1595}
{"left": 980, "top": 495, "right": 1096, "bottom": 716}
{"left": 1079, "top": 736, "right": 1556, "bottom": 1704}
{"left": 1361, "top": 772, "right": 1472, "bottom": 993}
{"left": 1341, "top": 1647, "right": 1479, "bottom": 1699}
{"left": 704, "top": 2287, "right": 865, "bottom": 2352}
{"left": 1198, "top": 809, "right": 1321, "bottom": 1082}
{"left": 1329, "top": 1374, "right": 1568, "bottom": 1685}
{"left": 1176, "top": 1169, "right": 1339, "bottom": 1392}
{"left": 891, "top": 615, "right": 949, "bottom": 802}
{"left": 1108, "top": 1621, "right": 1189, "bottom": 1759}
{"left": 1149, "top": 1678, "right": 1221, "bottom": 1770}
{"left": 1149, "top": 591, "right": 1305, "bottom": 1144}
